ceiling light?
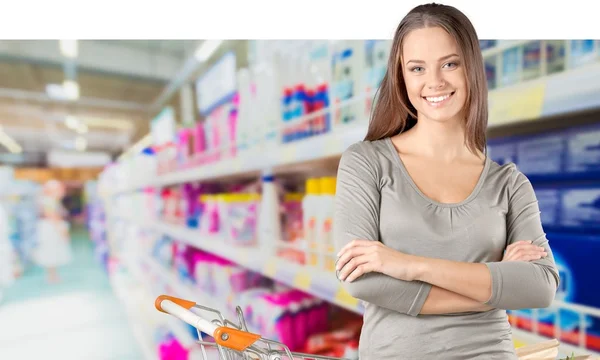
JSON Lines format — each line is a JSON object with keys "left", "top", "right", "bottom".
{"left": 46, "top": 83, "right": 67, "bottom": 100}
{"left": 63, "top": 80, "right": 79, "bottom": 100}
{"left": 75, "top": 136, "right": 87, "bottom": 152}
{"left": 194, "top": 40, "right": 223, "bottom": 62}
{"left": 0, "top": 126, "right": 23, "bottom": 154}
{"left": 59, "top": 40, "right": 78, "bottom": 58}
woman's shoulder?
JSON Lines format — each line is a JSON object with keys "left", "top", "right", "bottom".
{"left": 486, "top": 159, "right": 532, "bottom": 192}
{"left": 342, "top": 138, "right": 392, "bottom": 163}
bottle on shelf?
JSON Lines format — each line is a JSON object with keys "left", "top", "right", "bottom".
{"left": 258, "top": 171, "right": 282, "bottom": 253}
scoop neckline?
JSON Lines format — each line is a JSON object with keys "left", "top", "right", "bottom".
{"left": 384, "top": 137, "right": 491, "bottom": 208}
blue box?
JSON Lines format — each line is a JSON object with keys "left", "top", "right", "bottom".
{"left": 516, "top": 132, "right": 565, "bottom": 175}
{"left": 559, "top": 185, "right": 600, "bottom": 231}
{"left": 565, "top": 123, "right": 600, "bottom": 174}
{"left": 535, "top": 188, "right": 561, "bottom": 227}
{"left": 487, "top": 137, "right": 518, "bottom": 166}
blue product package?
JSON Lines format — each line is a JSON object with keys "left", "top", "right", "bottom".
{"left": 565, "top": 123, "right": 600, "bottom": 174}
{"left": 535, "top": 187, "right": 561, "bottom": 227}
{"left": 281, "top": 93, "right": 293, "bottom": 143}
{"left": 522, "top": 41, "right": 542, "bottom": 81}
{"left": 559, "top": 185, "right": 600, "bottom": 231}
{"left": 487, "top": 137, "right": 518, "bottom": 165}
{"left": 516, "top": 132, "right": 565, "bottom": 175}
{"left": 570, "top": 40, "right": 596, "bottom": 68}
{"left": 485, "top": 57, "right": 497, "bottom": 90}
{"left": 479, "top": 39, "right": 497, "bottom": 51}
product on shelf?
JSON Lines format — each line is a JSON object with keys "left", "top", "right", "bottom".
{"left": 258, "top": 173, "right": 282, "bottom": 252}
{"left": 331, "top": 41, "right": 364, "bottom": 126}
{"left": 303, "top": 178, "right": 321, "bottom": 268}
{"left": 317, "top": 176, "right": 337, "bottom": 273}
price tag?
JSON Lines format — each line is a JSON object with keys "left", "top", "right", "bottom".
{"left": 293, "top": 271, "right": 312, "bottom": 290}
{"left": 334, "top": 286, "right": 359, "bottom": 309}
{"left": 489, "top": 82, "right": 546, "bottom": 126}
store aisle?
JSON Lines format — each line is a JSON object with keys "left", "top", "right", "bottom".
{"left": 0, "top": 226, "right": 144, "bottom": 360}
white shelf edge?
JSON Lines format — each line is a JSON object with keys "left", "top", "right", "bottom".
{"left": 121, "top": 217, "right": 364, "bottom": 315}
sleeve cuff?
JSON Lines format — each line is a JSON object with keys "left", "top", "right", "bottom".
{"left": 407, "top": 281, "right": 433, "bottom": 316}
{"left": 484, "top": 262, "right": 503, "bottom": 307}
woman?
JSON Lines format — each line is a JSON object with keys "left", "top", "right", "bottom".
{"left": 334, "top": 3, "right": 559, "bottom": 359}
{"left": 33, "top": 179, "right": 72, "bottom": 283}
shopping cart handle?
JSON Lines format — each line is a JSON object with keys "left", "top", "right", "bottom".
{"left": 155, "top": 295, "right": 196, "bottom": 313}
{"left": 155, "top": 295, "right": 261, "bottom": 352}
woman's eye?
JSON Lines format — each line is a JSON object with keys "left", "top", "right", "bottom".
{"left": 444, "top": 62, "right": 458, "bottom": 69}
{"left": 410, "top": 66, "right": 424, "bottom": 73}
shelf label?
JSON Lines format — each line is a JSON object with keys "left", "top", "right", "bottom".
{"left": 293, "top": 271, "right": 312, "bottom": 290}
{"left": 489, "top": 82, "right": 546, "bottom": 126}
{"left": 334, "top": 286, "right": 359, "bottom": 309}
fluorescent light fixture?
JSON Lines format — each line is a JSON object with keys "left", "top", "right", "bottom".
{"left": 63, "top": 80, "right": 79, "bottom": 100}
{"left": 194, "top": 40, "right": 223, "bottom": 62}
{"left": 59, "top": 40, "right": 78, "bottom": 58}
{"left": 46, "top": 83, "right": 67, "bottom": 100}
{"left": 82, "top": 117, "right": 134, "bottom": 130}
{"left": 0, "top": 126, "right": 23, "bottom": 154}
{"left": 75, "top": 136, "right": 87, "bottom": 152}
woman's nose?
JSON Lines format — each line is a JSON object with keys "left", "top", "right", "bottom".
{"left": 427, "top": 69, "right": 446, "bottom": 89}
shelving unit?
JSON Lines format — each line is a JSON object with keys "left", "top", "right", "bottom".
{"left": 116, "top": 215, "right": 362, "bottom": 314}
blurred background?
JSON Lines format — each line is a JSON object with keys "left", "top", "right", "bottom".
{"left": 0, "top": 39, "right": 599, "bottom": 359}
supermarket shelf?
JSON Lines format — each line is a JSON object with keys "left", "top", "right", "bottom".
{"left": 120, "top": 216, "right": 365, "bottom": 315}
{"left": 106, "top": 60, "right": 600, "bottom": 196}
{"left": 124, "top": 254, "right": 202, "bottom": 349}
{"left": 111, "top": 121, "right": 367, "bottom": 195}
{"left": 487, "top": 61, "right": 600, "bottom": 129}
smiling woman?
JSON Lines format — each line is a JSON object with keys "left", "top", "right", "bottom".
{"left": 334, "top": 3, "right": 560, "bottom": 360}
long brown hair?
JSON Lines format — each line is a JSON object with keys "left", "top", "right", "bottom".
{"left": 364, "top": 3, "right": 488, "bottom": 154}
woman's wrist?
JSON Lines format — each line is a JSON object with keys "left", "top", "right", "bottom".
{"left": 411, "top": 255, "right": 433, "bottom": 282}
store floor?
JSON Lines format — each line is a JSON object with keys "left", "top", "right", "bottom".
{"left": 0, "top": 225, "right": 144, "bottom": 360}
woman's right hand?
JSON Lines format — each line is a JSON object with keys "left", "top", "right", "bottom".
{"left": 502, "top": 240, "right": 547, "bottom": 262}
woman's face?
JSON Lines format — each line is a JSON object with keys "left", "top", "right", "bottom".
{"left": 401, "top": 26, "right": 467, "bottom": 125}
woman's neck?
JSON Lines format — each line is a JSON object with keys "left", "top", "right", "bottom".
{"left": 407, "top": 117, "right": 474, "bottom": 162}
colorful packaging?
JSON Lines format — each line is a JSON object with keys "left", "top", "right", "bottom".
{"left": 522, "top": 41, "right": 542, "bottom": 81}
{"left": 221, "top": 193, "right": 261, "bottom": 246}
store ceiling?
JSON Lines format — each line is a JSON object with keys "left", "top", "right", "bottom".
{"left": 0, "top": 40, "right": 201, "bottom": 166}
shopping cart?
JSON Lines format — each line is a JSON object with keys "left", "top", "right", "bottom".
{"left": 155, "top": 295, "right": 353, "bottom": 360}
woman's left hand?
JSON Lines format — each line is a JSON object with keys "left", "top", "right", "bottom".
{"left": 336, "top": 239, "right": 422, "bottom": 282}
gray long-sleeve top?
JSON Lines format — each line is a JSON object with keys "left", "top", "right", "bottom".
{"left": 333, "top": 138, "right": 560, "bottom": 360}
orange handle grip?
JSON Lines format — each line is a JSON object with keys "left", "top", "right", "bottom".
{"left": 214, "top": 326, "right": 261, "bottom": 352}
{"left": 155, "top": 295, "right": 196, "bottom": 313}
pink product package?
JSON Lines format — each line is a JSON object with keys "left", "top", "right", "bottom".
{"left": 159, "top": 337, "right": 189, "bottom": 360}
{"left": 192, "top": 121, "right": 207, "bottom": 166}
{"left": 176, "top": 128, "right": 193, "bottom": 169}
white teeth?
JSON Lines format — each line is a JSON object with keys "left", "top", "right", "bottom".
{"left": 426, "top": 94, "right": 451, "bottom": 103}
